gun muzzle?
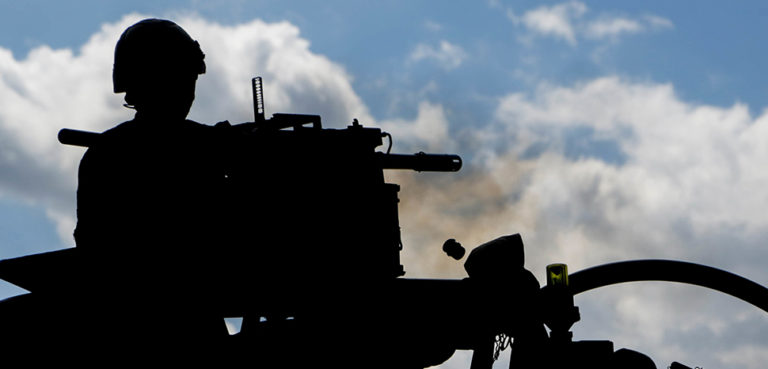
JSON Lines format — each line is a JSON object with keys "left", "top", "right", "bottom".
{"left": 58, "top": 129, "right": 99, "bottom": 147}
{"left": 377, "top": 152, "right": 462, "bottom": 172}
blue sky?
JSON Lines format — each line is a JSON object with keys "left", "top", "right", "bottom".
{"left": 2, "top": 1, "right": 768, "bottom": 368}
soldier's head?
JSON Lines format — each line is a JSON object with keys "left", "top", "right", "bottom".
{"left": 113, "top": 18, "right": 206, "bottom": 120}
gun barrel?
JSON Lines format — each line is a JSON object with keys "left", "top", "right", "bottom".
{"left": 378, "top": 152, "right": 462, "bottom": 172}
{"left": 58, "top": 129, "right": 99, "bottom": 147}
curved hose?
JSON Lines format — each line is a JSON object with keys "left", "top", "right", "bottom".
{"left": 567, "top": 260, "right": 768, "bottom": 314}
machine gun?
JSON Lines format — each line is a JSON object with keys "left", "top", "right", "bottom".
{"left": 56, "top": 77, "right": 463, "bottom": 293}
{"left": 3, "top": 78, "right": 768, "bottom": 368}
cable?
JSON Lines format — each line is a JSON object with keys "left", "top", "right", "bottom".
{"left": 566, "top": 260, "right": 768, "bottom": 314}
{"left": 382, "top": 132, "right": 393, "bottom": 154}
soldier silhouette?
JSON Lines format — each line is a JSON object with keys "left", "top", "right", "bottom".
{"left": 0, "top": 18, "right": 231, "bottom": 364}
{"left": 72, "top": 18, "right": 231, "bottom": 358}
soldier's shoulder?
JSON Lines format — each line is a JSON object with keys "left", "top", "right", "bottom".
{"left": 181, "top": 119, "right": 233, "bottom": 141}
{"left": 100, "top": 120, "right": 143, "bottom": 141}
{"left": 183, "top": 119, "right": 230, "bottom": 131}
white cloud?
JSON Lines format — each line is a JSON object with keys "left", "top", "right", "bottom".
{"left": 644, "top": 14, "right": 675, "bottom": 30}
{"left": 409, "top": 40, "right": 468, "bottom": 70}
{"left": 584, "top": 17, "right": 644, "bottom": 39}
{"left": 378, "top": 101, "right": 452, "bottom": 153}
{"left": 517, "top": 1, "right": 587, "bottom": 45}
{"left": 585, "top": 15, "right": 674, "bottom": 40}
{"left": 0, "top": 17, "right": 130, "bottom": 240}
{"left": 491, "top": 77, "right": 768, "bottom": 238}
{"left": 505, "top": 1, "right": 673, "bottom": 44}
{"left": 181, "top": 17, "right": 372, "bottom": 127}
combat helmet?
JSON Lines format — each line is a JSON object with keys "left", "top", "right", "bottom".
{"left": 112, "top": 18, "right": 206, "bottom": 94}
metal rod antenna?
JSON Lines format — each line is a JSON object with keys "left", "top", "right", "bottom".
{"left": 252, "top": 76, "right": 265, "bottom": 123}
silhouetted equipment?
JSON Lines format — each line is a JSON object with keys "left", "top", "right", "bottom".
{"left": 3, "top": 77, "right": 768, "bottom": 369}
{"left": 252, "top": 76, "right": 266, "bottom": 123}
{"left": 442, "top": 238, "right": 466, "bottom": 260}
